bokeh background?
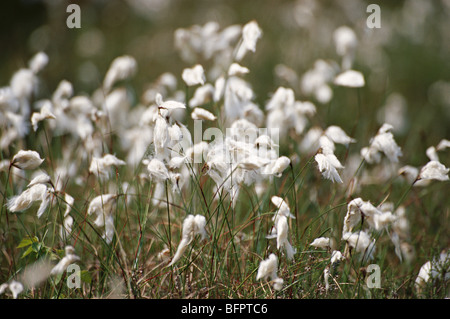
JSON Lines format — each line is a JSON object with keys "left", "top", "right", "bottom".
{"left": 2, "top": 0, "right": 450, "bottom": 156}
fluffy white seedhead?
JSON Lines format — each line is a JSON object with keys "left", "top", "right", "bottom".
{"left": 236, "top": 20, "right": 262, "bottom": 61}
{"left": 27, "top": 172, "right": 51, "bottom": 187}
{"left": 50, "top": 245, "right": 80, "bottom": 275}
{"left": 0, "top": 280, "right": 24, "bottom": 299}
{"left": 342, "top": 230, "right": 376, "bottom": 261}
{"left": 333, "top": 26, "right": 358, "bottom": 57}
{"left": 87, "top": 194, "right": 116, "bottom": 226}
{"left": 426, "top": 146, "right": 439, "bottom": 162}
{"left": 238, "top": 156, "right": 270, "bottom": 170}
{"left": 168, "top": 214, "right": 207, "bottom": 266}
{"left": 31, "top": 103, "right": 56, "bottom": 131}
{"left": 436, "top": 139, "right": 450, "bottom": 151}
{"left": 191, "top": 107, "right": 217, "bottom": 121}
{"left": 103, "top": 55, "right": 137, "bottom": 92}
{"left": 7, "top": 183, "right": 49, "bottom": 213}
{"left": 29, "top": 52, "right": 49, "bottom": 74}
{"left": 153, "top": 115, "right": 168, "bottom": 156}
{"left": 271, "top": 196, "right": 295, "bottom": 219}
{"left": 310, "top": 237, "right": 331, "bottom": 249}
{"left": 87, "top": 194, "right": 117, "bottom": 244}
{"left": 265, "top": 87, "right": 295, "bottom": 112}
{"left": 334, "top": 70, "right": 365, "bottom": 88}
{"left": 270, "top": 156, "right": 291, "bottom": 176}
{"left": 325, "top": 126, "right": 356, "bottom": 146}
{"left": 189, "top": 84, "right": 214, "bottom": 107}
{"left": 415, "top": 250, "right": 450, "bottom": 292}
{"left": 324, "top": 267, "right": 330, "bottom": 292}
{"left": 182, "top": 64, "right": 205, "bottom": 86}
{"left": 254, "top": 135, "right": 278, "bottom": 150}
{"left": 363, "top": 124, "right": 402, "bottom": 164}
{"left": 19, "top": 258, "right": 54, "bottom": 289}
{"left": 213, "top": 76, "right": 226, "bottom": 102}
{"left": 256, "top": 254, "right": 283, "bottom": 291}
{"left": 418, "top": 160, "right": 449, "bottom": 181}
{"left": 146, "top": 158, "right": 169, "bottom": 182}
{"left": 333, "top": 26, "right": 357, "bottom": 70}
{"left": 331, "top": 250, "right": 345, "bottom": 265}
{"left": 228, "top": 63, "right": 250, "bottom": 77}
{"left": 60, "top": 215, "right": 74, "bottom": 241}
{"left": 11, "top": 150, "right": 44, "bottom": 170}
{"left": 155, "top": 93, "right": 186, "bottom": 110}
{"left": 360, "top": 146, "right": 382, "bottom": 165}
{"left": 52, "top": 79, "right": 73, "bottom": 104}
{"left": 10, "top": 68, "right": 36, "bottom": 100}
{"left": 273, "top": 215, "right": 296, "bottom": 260}
{"left": 398, "top": 165, "right": 420, "bottom": 184}
{"left": 315, "top": 147, "right": 344, "bottom": 183}
{"left": 89, "top": 154, "right": 126, "bottom": 179}
{"left": 343, "top": 197, "right": 397, "bottom": 233}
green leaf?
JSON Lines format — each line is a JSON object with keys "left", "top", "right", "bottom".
{"left": 21, "top": 246, "right": 35, "bottom": 258}
{"left": 17, "top": 236, "right": 39, "bottom": 248}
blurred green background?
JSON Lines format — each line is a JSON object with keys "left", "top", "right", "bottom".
{"left": 1, "top": 0, "right": 450, "bottom": 163}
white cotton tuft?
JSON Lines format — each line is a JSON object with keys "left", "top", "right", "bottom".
{"left": 228, "top": 63, "right": 250, "bottom": 77}
{"left": 155, "top": 93, "right": 186, "bottom": 110}
{"left": 256, "top": 254, "right": 283, "bottom": 291}
{"left": 342, "top": 230, "right": 376, "bottom": 261}
{"left": 27, "top": 172, "right": 51, "bottom": 187}
{"left": 0, "top": 280, "right": 24, "bottom": 299}
{"left": 334, "top": 70, "right": 365, "bottom": 88}
{"left": 89, "top": 154, "right": 126, "bottom": 179}
{"left": 418, "top": 160, "right": 449, "bottom": 181}
{"left": 236, "top": 20, "right": 262, "bottom": 61}
{"left": 188, "top": 84, "right": 214, "bottom": 107}
{"left": 10, "top": 69, "right": 36, "bottom": 100}
{"left": 103, "top": 55, "right": 137, "bottom": 93}
{"left": 168, "top": 214, "right": 207, "bottom": 266}
{"left": 363, "top": 124, "right": 402, "bottom": 163}
{"left": 270, "top": 156, "right": 291, "bottom": 176}
{"left": 29, "top": 52, "right": 49, "bottom": 74}
{"left": 50, "top": 246, "right": 80, "bottom": 275}
{"left": 182, "top": 64, "right": 205, "bottom": 86}
{"left": 436, "top": 139, "right": 450, "bottom": 151}
{"left": 331, "top": 250, "right": 345, "bottom": 265}
{"left": 191, "top": 107, "right": 217, "bottom": 121}
{"left": 310, "top": 237, "right": 331, "bottom": 249}
{"left": 11, "top": 150, "right": 44, "bottom": 170}
{"left": 146, "top": 158, "right": 170, "bottom": 182}
{"left": 315, "top": 148, "right": 344, "bottom": 183}
{"left": 325, "top": 125, "right": 356, "bottom": 146}
{"left": 31, "top": 102, "right": 56, "bottom": 131}
{"left": 7, "top": 183, "right": 49, "bottom": 215}
{"left": 271, "top": 196, "right": 295, "bottom": 219}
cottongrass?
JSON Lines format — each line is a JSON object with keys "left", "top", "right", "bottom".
{"left": 0, "top": 11, "right": 448, "bottom": 300}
